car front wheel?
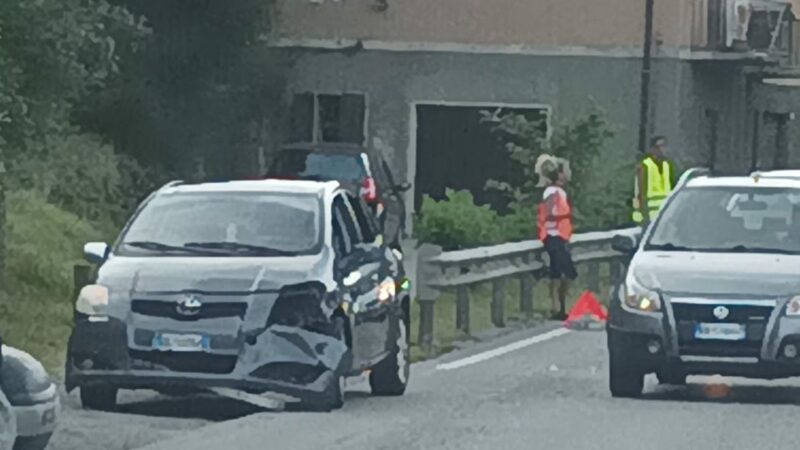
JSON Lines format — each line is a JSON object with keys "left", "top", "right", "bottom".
{"left": 80, "top": 385, "right": 117, "bottom": 411}
{"left": 369, "top": 310, "right": 409, "bottom": 396}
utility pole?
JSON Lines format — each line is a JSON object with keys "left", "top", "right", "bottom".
{"left": 637, "top": 0, "right": 656, "bottom": 154}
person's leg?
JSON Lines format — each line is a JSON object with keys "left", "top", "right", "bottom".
{"left": 549, "top": 279, "right": 560, "bottom": 318}
{"left": 558, "top": 278, "right": 570, "bottom": 318}
{"left": 544, "top": 236, "right": 563, "bottom": 319}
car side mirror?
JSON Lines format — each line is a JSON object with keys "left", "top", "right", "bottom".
{"left": 611, "top": 234, "right": 637, "bottom": 255}
{"left": 396, "top": 182, "right": 412, "bottom": 192}
{"left": 84, "top": 242, "right": 110, "bottom": 265}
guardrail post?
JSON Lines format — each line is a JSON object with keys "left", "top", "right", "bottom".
{"left": 456, "top": 285, "right": 470, "bottom": 334}
{"left": 491, "top": 278, "right": 506, "bottom": 327}
{"left": 73, "top": 264, "right": 90, "bottom": 299}
{"left": 587, "top": 261, "right": 600, "bottom": 293}
{"left": 416, "top": 243, "right": 443, "bottom": 356}
{"left": 519, "top": 273, "right": 534, "bottom": 318}
{"left": 418, "top": 299, "right": 435, "bottom": 355}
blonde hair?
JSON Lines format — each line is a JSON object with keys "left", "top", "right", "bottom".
{"left": 535, "top": 154, "right": 571, "bottom": 187}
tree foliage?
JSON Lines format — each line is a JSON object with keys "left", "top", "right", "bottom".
{"left": 78, "top": 0, "right": 282, "bottom": 179}
{"left": 0, "top": 0, "right": 147, "bottom": 163}
{"left": 484, "top": 106, "right": 631, "bottom": 231}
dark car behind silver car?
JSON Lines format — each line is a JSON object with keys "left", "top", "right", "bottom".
{"left": 607, "top": 173, "right": 800, "bottom": 397}
{"left": 65, "top": 179, "right": 411, "bottom": 411}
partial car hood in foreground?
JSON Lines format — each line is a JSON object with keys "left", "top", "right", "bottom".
{"left": 631, "top": 252, "right": 800, "bottom": 297}
{"left": 0, "top": 389, "right": 14, "bottom": 450}
{"left": 0, "top": 346, "right": 53, "bottom": 406}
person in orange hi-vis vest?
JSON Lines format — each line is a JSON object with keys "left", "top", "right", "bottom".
{"left": 536, "top": 155, "right": 577, "bottom": 320}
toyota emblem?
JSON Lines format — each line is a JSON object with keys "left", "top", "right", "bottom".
{"left": 176, "top": 295, "right": 202, "bottom": 316}
{"left": 713, "top": 305, "right": 730, "bottom": 320}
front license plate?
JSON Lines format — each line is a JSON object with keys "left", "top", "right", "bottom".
{"left": 153, "top": 333, "right": 209, "bottom": 351}
{"left": 694, "top": 323, "right": 746, "bottom": 341}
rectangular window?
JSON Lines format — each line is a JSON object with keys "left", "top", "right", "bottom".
{"left": 288, "top": 92, "right": 366, "bottom": 145}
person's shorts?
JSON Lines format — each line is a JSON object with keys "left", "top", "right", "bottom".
{"left": 543, "top": 235, "right": 578, "bottom": 280}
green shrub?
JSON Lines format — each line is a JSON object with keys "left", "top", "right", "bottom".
{"left": 413, "top": 190, "right": 540, "bottom": 249}
{"left": 0, "top": 190, "right": 107, "bottom": 374}
{"left": 8, "top": 132, "right": 172, "bottom": 234}
{"left": 5, "top": 190, "right": 108, "bottom": 293}
{"left": 413, "top": 189, "right": 502, "bottom": 250}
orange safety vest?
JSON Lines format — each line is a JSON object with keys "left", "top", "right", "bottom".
{"left": 537, "top": 186, "right": 573, "bottom": 242}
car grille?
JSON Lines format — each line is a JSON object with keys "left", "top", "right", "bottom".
{"left": 672, "top": 302, "right": 774, "bottom": 358}
{"left": 129, "top": 350, "right": 237, "bottom": 374}
{"left": 131, "top": 299, "right": 247, "bottom": 321}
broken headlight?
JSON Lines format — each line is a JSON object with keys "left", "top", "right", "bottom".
{"left": 267, "top": 282, "right": 329, "bottom": 330}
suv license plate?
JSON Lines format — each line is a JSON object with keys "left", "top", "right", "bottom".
{"left": 153, "top": 333, "right": 209, "bottom": 351}
{"left": 694, "top": 323, "right": 746, "bottom": 341}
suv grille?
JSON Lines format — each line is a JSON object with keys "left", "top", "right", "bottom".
{"left": 132, "top": 300, "right": 247, "bottom": 321}
{"left": 672, "top": 302, "right": 773, "bottom": 358}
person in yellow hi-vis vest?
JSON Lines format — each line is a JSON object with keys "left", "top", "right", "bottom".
{"left": 633, "top": 136, "right": 678, "bottom": 225}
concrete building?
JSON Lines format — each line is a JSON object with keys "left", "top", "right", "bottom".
{"left": 260, "top": 0, "right": 800, "bottom": 214}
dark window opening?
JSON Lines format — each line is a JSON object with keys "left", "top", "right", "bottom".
{"left": 288, "top": 92, "right": 366, "bottom": 145}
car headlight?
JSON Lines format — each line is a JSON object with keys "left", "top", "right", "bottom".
{"left": 75, "top": 285, "right": 109, "bottom": 320}
{"left": 786, "top": 295, "right": 800, "bottom": 316}
{"left": 623, "top": 274, "right": 661, "bottom": 313}
{"left": 378, "top": 279, "right": 396, "bottom": 303}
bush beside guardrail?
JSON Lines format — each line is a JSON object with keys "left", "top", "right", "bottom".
{"left": 403, "top": 227, "right": 641, "bottom": 356}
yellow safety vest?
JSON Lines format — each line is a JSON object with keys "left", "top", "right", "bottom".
{"left": 632, "top": 157, "right": 672, "bottom": 224}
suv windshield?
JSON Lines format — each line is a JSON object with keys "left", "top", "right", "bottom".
{"left": 646, "top": 186, "right": 800, "bottom": 254}
{"left": 270, "top": 151, "right": 367, "bottom": 183}
{"left": 118, "top": 191, "right": 323, "bottom": 256}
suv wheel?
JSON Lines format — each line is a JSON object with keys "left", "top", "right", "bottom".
{"left": 369, "top": 309, "right": 410, "bottom": 396}
{"left": 80, "top": 385, "right": 118, "bottom": 411}
{"left": 608, "top": 332, "right": 644, "bottom": 398}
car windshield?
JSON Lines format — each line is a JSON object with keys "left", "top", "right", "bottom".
{"left": 646, "top": 186, "right": 800, "bottom": 254}
{"left": 271, "top": 151, "right": 367, "bottom": 183}
{"left": 118, "top": 191, "right": 323, "bottom": 256}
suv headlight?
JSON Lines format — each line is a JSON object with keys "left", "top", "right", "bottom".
{"left": 623, "top": 274, "right": 661, "bottom": 313}
{"left": 75, "top": 285, "right": 109, "bottom": 321}
{"left": 786, "top": 295, "right": 800, "bottom": 316}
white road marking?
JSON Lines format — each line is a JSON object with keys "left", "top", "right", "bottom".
{"left": 436, "top": 327, "right": 572, "bottom": 371}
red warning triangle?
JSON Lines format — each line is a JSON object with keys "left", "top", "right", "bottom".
{"left": 564, "top": 290, "right": 608, "bottom": 327}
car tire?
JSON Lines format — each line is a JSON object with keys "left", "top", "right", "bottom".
{"left": 369, "top": 309, "right": 410, "bottom": 396}
{"left": 13, "top": 433, "right": 52, "bottom": 450}
{"left": 80, "top": 385, "right": 117, "bottom": 412}
{"left": 608, "top": 332, "right": 644, "bottom": 398}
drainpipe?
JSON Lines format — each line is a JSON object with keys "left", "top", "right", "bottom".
{"left": 638, "top": 0, "right": 656, "bottom": 155}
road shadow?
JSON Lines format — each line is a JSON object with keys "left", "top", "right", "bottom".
{"left": 114, "top": 389, "right": 378, "bottom": 418}
{"left": 642, "top": 382, "right": 800, "bottom": 406}
{"left": 117, "top": 394, "right": 262, "bottom": 421}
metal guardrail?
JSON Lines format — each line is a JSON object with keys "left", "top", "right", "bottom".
{"left": 405, "top": 227, "right": 642, "bottom": 355}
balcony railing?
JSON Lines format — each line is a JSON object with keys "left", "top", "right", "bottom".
{"left": 691, "top": 0, "right": 793, "bottom": 58}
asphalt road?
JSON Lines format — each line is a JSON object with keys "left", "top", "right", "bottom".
{"left": 51, "top": 323, "right": 800, "bottom": 450}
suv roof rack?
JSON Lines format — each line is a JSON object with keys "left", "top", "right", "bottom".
{"left": 159, "top": 180, "right": 184, "bottom": 190}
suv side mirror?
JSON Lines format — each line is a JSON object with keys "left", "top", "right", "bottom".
{"left": 611, "top": 234, "right": 637, "bottom": 255}
{"left": 84, "top": 242, "right": 110, "bottom": 265}
{"left": 396, "top": 182, "right": 412, "bottom": 192}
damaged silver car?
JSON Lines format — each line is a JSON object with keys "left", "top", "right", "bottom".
{"left": 65, "top": 179, "right": 411, "bottom": 411}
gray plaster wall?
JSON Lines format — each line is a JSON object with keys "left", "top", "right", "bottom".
{"left": 271, "top": 48, "right": 750, "bottom": 205}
